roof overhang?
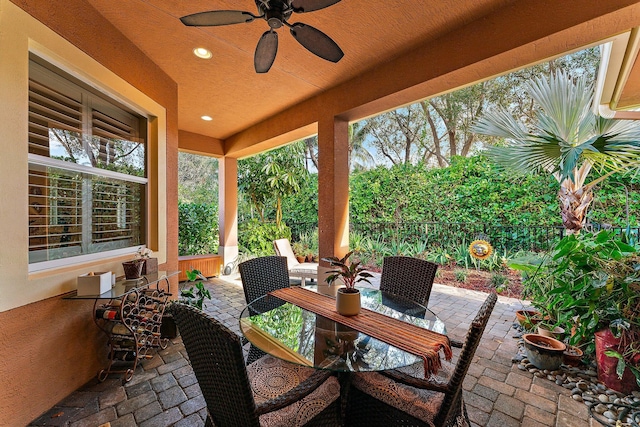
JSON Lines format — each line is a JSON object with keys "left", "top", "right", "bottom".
{"left": 595, "top": 28, "right": 640, "bottom": 119}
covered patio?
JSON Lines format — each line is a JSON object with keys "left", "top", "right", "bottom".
{"left": 30, "top": 276, "right": 593, "bottom": 427}
{"left": 2, "top": 0, "right": 640, "bottom": 425}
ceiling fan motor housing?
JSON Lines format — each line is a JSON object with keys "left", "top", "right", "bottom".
{"left": 259, "top": 0, "right": 292, "bottom": 29}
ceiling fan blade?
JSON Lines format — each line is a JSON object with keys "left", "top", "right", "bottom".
{"left": 255, "top": 31, "right": 279, "bottom": 73}
{"left": 290, "top": 23, "right": 344, "bottom": 63}
{"left": 180, "top": 10, "right": 255, "bottom": 27}
{"left": 291, "top": 0, "right": 341, "bottom": 13}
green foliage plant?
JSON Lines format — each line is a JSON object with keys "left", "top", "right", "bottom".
{"left": 178, "top": 202, "right": 219, "bottom": 256}
{"left": 454, "top": 269, "right": 468, "bottom": 283}
{"left": 490, "top": 273, "right": 509, "bottom": 292}
{"left": 238, "top": 219, "right": 291, "bottom": 256}
{"left": 322, "top": 251, "right": 374, "bottom": 293}
{"left": 291, "top": 241, "right": 308, "bottom": 258}
{"left": 426, "top": 247, "right": 451, "bottom": 266}
{"left": 453, "top": 243, "right": 472, "bottom": 269}
{"left": 478, "top": 250, "right": 508, "bottom": 272}
{"left": 180, "top": 269, "right": 212, "bottom": 310}
{"left": 238, "top": 142, "right": 308, "bottom": 226}
{"left": 520, "top": 231, "right": 638, "bottom": 356}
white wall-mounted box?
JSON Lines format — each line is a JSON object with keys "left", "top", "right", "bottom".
{"left": 77, "top": 271, "right": 112, "bottom": 296}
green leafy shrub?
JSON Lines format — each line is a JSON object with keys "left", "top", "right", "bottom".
{"left": 513, "top": 231, "right": 639, "bottom": 356}
{"left": 426, "top": 247, "right": 451, "bottom": 266}
{"left": 453, "top": 243, "right": 473, "bottom": 269}
{"left": 477, "top": 250, "right": 508, "bottom": 272}
{"left": 239, "top": 219, "right": 291, "bottom": 256}
{"left": 454, "top": 269, "right": 468, "bottom": 282}
{"left": 490, "top": 273, "right": 509, "bottom": 291}
{"left": 178, "top": 202, "right": 219, "bottom": 256}
{"left": 179, "top": 269, "right": 211, "bottom": 310}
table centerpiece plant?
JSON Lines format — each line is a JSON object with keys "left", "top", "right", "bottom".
{"left": 322, "top": 250, "right": 373, "bottom": 316}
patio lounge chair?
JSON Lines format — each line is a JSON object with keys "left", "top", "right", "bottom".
{"left": 346, "top": 292, "right": 498, "bottom": 427}
{"left": 380, "top": 256, "right": 438, "bottom": 307}
{"left": 168, "top": 303, "right": 341, "bottom": 427}
{"left": 273, "top": 238, "right": 318, "bottom": 286}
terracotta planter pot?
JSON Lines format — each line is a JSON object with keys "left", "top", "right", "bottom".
{"left": 563, "top": 345, "right": 583, "bottom": 367}
{"left": 336, "top": 288, "right": 360, "bottom": 316}
{"left": 523, "top": 333, "right": 566, "bottom": 370}
{"left": 595, "top": 328, "right": 639, "bottom": 394}
{"left": 296, "top": 255, "right": 306, "bottom": 263}
{"left": 515, "top": 310, "right": 543, "bottom": 329}
{"left": 537, "top": 324, "right": 565, "bottom": 340}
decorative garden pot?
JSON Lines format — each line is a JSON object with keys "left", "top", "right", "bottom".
{"left": 563, "top": 345, "right": 583, "bottom": 367}
{"left": 595, "top": 328, "right": 639, "bottom": 394}
{"left": 336, "top": 288, "right": 360, "bottom": 316}
{"left": 515, "top": 310, "right": 543, "bottom": 329}
{"left": 523, "top": 334, "right": 566, "bottom": 370}
{"left": 537, "top": 324, "right": 565, "bottom": 340}
{"left": 122, "top": 260, "right": 145, "bottom": 280}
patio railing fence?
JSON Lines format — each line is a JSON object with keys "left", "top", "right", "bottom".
{"left": 284, "top": 221, "right": 640, "bottom": 254}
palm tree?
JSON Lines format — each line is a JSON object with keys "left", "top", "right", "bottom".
{"left": 349, "top": 122, "right": 375, "bottom": 171}
{"left": 473, "top": 71, "right": 640, "bottom": 234}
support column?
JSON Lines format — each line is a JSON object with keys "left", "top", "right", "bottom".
{"left": 218, "top": 156, "right": 239, "bottom": 270}
{"left": 317, "top": 116, "right": 350, "bottom": 261}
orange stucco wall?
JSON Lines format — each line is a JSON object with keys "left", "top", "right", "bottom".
{"left": 1, "top": 0, "right": 178, "bottom": 425}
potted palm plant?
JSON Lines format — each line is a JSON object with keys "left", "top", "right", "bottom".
{"left": 322, "top": 251, "right": 373, "bottom": 316}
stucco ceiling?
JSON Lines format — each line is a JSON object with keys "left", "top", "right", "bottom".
{"left": 86, "top": 0, "right": 514, "bottom": 140}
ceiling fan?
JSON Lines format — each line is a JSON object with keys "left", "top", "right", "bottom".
{"left": 180, "top": 0, "right": 344, "bottom": 73}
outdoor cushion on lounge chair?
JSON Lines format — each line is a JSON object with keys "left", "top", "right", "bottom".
{"left": 346, "top": 293, "right": 498, "bottom": 427}
{"left": 168, "top": 303, "right": 341, "bottom": 427}
{"left": 273, "top": 239, "right": 318, "bottom": 286}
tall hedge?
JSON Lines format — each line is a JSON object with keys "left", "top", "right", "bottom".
{"left": 278, "top": 155, "right": 639, "bottom": 230}
{"left": 178, "top": 202, "right": 219, "bottom": 256}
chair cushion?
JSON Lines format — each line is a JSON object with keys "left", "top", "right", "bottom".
{"left": 289, "top": 263, "right": 318, "bottom": 276}
{"left": 396, "top": 359, "right": 453, "bottom": 385}
{"left": 351, "top": 371, "right": 444, "bottom": 426}
{"left": 247, "top": 355, "right": 340, "bottom": 427}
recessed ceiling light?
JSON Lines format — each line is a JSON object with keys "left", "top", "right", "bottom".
{"left": 193, "top": 47, "right": 212, "bottom": 59}
{"left": 201, "top": 115, "right": 213, "bottom": 121}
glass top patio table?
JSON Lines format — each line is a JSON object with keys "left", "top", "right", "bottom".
{"left": 239, "top": 284, "right": 447, "bottom": 372}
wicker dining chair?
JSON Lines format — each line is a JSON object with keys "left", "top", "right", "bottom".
{"left": 379, "top": 256, "right": 438, "bottom": 306}
{"left": 239, "top": 256, "right": 291, "bottom": 304}
{"left": 238, "top": 256, "right": 291, "bottom": 363}
{"left": 168, "top": 303, "right": 341, "bottom": 427}
{"left": 346, "top": 292, "right": 498, "bottom": 427}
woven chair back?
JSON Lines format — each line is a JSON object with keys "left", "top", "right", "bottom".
{"left": 239, "top": 256, "right": 290, "bottom": 304}
{"left": 168, "top": 303, "right": 260, "bottom": 427}
{"left": 380, "top": 256, "right": 438, "bottom": 306}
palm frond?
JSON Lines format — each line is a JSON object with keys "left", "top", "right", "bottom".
{"left": 471, "top": 109, "right": 528, "bottom": 140}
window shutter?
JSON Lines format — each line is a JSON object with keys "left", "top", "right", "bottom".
{"left": 28, "top": 79, "right": 83, "bottom": 157}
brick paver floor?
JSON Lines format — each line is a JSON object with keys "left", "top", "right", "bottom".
{"left": 29, "top": 274, "right": 596, "bottom": 426}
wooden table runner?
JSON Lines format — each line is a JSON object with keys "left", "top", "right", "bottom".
{"left": 269, "top": 287, "right": 452, "bottom": 375}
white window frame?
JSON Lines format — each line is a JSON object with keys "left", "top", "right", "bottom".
{"left": 27, "top": 59, "right": 149, "bottom": 273}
